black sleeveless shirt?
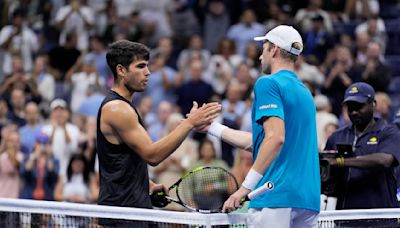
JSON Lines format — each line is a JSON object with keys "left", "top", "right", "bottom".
{"left": 97, "top": 90, "right": 151, "bottom": 208}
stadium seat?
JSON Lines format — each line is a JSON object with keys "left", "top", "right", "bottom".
{"left": 333, "top": 21, "right": 360, "bottom": 37}
{"left": 388, "top": 77, "right": 400, "bottom": 95}
{"left": 379, "top": 2, "right": 400, "bottom": 19}
{"left": 385, "top": 56, "right": 400, "bottom": 77}
{"left": 385, "top": 19, "right": 400, "bottom": 55}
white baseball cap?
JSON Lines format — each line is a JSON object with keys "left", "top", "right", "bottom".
{"left": 50, "top": 98, "right": 67, "bottom": 110}
{"left": 254, "top": 25, "right": 303, "bottom": 56}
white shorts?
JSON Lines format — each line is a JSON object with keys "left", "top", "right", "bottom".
{"left": 248, "top": 208, "right": 319, "bottom": 228}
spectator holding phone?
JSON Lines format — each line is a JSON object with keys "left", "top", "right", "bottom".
{"left": 324, "top": 82, "right": 400, "bottom": 213}
{"left": 20, "top": 133, "right": 59, "bottom": 200}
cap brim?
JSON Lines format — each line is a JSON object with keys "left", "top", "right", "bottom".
{"left": 343, "top": 96, "right": 369, "bottom": 104}
{"left": 254, "top": 36, "right": 267, "bottom": 41}
{"left": 51, "top": 105, "right": 66, "bottom": 110}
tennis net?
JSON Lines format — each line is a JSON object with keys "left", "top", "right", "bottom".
{"left": 319, "top": 208, "right": 400, "bottom": 228}
{"left": 0, "top": 198, "right": 248, "bottom": 227}
{"left": 1, "top": 198, "right": 400, "bottom": 227}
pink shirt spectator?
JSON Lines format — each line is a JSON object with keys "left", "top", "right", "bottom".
{"left": 0, "top": 152, "right": 23, "bottom": 198}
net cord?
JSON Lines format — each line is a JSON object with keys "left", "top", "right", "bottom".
{"left": 2, "top": 198, "right": 400, "bottom": 225}
{"left": 318, "top": 208, "right": 400, "bottom": 221}
{"left": 0, "top": 198, "right": 249, "bottom": 226}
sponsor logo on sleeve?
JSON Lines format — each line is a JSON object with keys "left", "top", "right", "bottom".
{"left": 259, "top": 104, "right": 278, "bottom": 110}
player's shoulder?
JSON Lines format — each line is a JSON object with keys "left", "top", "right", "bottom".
{"left": 255, "top": 74, "right": 280, "bottom": 90}
{"left": 101, "top": 100, "right": 137, "bottom": 120}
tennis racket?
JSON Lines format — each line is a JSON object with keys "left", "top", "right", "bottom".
{"left": 150, "top": 166, "right": 274, "bottom": 213}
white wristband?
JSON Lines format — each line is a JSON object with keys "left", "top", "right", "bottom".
{"left": 207, "top": 122, "right": 228, "bottom": 139}
{"left": 242, "top": 168, "right": 263, "bottom": 191}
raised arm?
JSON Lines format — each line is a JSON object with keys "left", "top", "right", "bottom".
{"left": 102, "top": 100, "right": 221, "bottom": 166}
{"left": 220, "top": 126, "right": 252, "bottom": 151}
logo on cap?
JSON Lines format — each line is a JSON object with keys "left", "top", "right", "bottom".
{"left": 367, "top": 137, "right": 378, "bottom": 145}
{"left": 343, "top": 82, "right": 375, "bottom": 104}
{"left": 349, "top": 87, "right": 358, "bottom": 94}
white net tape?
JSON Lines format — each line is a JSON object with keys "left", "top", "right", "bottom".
{"left": 1, "top": 198, "right": 400, "bottom": 227}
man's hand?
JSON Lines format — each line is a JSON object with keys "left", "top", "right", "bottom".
{"left": 185, "top": 102, "right": 221, "bottom": 128}
{"left": 187, "top": 101, "right": 219, "bottom": 132}
{"left": 149, "top": 181, "right": 168, "bottom": 195}
{"left": 222, "top": 186, "right": 251, "bottom": 213}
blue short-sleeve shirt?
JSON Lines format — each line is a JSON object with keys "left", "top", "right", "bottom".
{"left": 250, "top": 70, "right": 320, "bottom": 212}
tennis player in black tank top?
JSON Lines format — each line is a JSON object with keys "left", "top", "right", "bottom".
{"left": 97, "top": 90, "right": 151, "bottom": 208}
{"left": 97, "top": 40, "right": 221, "bottom": 225}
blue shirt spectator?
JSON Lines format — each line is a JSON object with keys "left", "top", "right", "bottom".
{"left": 85, "top": 36, "right": 110, "bottom": 83}
{"left": 19, "top": 102, "right": 43, "bottom": 154}
{"left": 78, "top": 87, "right": 105, "bottom": 117}
{"left": 19, "top": 125, "right": 43, "bottom": 154}
{"left": 145, "top": 53, "right": 177, "bottom": 112}
{"left": 226, "top": 9, "right": 264, "bottom": 56}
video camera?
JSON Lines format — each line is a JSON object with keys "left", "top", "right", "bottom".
{"left": 319, "top": 144, "right": 353, "bottom": 195}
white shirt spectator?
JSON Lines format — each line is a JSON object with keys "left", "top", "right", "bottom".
{"left": 205, "top": 55, "right": 242, "bottom": 95}
{"left": 314, "top": 95, "right": 338, "bottom": 150}
{"left": 294, "top": 9, "right": 333, "bottom": 33}
{"left": 0, "top": 25, "right": 39, "bottom": 74}
{"left": 137, "top": 0, "right": 173, "bottom": 40}
{"left": 55, "top": 5, "right": 94, "bottom": 51}
{"left": 63, "top": 174, "right": 90, "bottom": 202}
{"left": 355, "top": 0, "right": 380, "bottom": 17}
{"left": 355, "top": 18, "right": 387, "bottom": 51}
{"left": 295, "top": 61, "right": 325, "bottom": 88}
{"left": 37, "top": 72, "right": 56, "bottom": 103}
{"left": 70, "top": 72, "right": 97, "bottom": 114}
{"left": 113, "top": 0, "right": 139, "bottom": 17}
{"left": 42, "top": 123, "right": 80, "bottom": 177}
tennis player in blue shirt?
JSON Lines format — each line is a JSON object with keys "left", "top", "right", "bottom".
{"left": 203, "top": 25, "right": 320, "bottom": 227}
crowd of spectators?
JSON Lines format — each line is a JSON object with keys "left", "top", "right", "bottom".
{"left": 0, "top": 0, "right": 400, "bottom": 211}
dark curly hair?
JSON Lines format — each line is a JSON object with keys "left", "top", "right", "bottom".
{"left": 106, "top": 40, "right": 150, "bottom": 80}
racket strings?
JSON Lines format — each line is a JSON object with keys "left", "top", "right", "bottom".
{"left": 177, "top": 168, "right": 238, "bottom": 211}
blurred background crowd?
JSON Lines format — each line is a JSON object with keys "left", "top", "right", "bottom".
{"left": 0, "top": 0, "right": 400, "bottom": 211}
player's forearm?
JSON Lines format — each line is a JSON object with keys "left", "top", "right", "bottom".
{"left": 221, "top": 127, "right": 252, "bottom": 152}
{"left": 147, "top": 120, "right": 193, "bottom": 166}
{"left": 252, "top": 134, "right": 284, "bottom": 175}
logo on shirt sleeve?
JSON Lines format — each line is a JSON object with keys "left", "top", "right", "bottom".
{"left": 366, "top": 137, "right": 378, "bottom": 145}
{"left": 259, "top": 104, "right": 278, "bottom": 110}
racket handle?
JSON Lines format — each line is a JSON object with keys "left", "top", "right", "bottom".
{"left": 248, "top": 181, "right": 274, "bottom": 200}
{"left": 239, "top": 181, "right": 274, "bottom": 204}
{"left": 150, "top": 190, "right": 169, "bottom": 208}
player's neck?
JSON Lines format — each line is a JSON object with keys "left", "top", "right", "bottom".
{"left": 111, "top": 85, "right": 134, "bottom": 101}
{"left": 271, "top": 61, "right": 295, "bottom": 74}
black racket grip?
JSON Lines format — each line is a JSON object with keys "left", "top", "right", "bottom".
{"left": 150, "top": 190, "right": 169, "bottom": 208}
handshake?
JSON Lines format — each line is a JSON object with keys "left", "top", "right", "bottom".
{"left": 184, "top": 101, "right": 223, "bottom": 133}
